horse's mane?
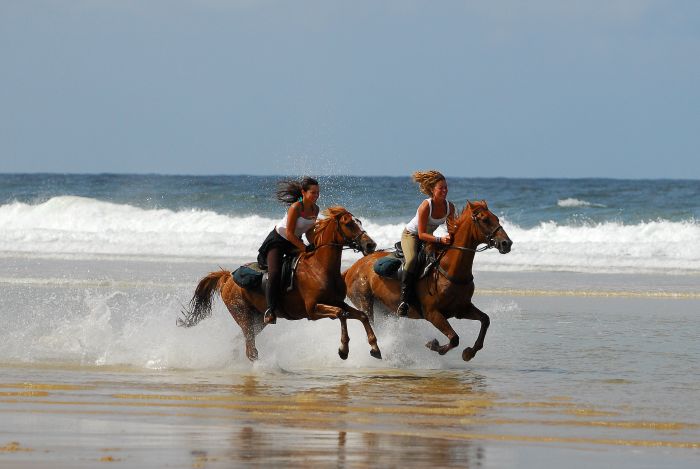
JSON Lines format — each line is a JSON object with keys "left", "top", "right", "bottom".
{"left": 312, "top": 206, "right": 348, "bottom": 244}
{"left": 446, "top": 201, "right": 483, "bottom": 235}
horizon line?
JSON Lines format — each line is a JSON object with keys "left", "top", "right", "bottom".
{"left": 0, "top": 171, "right": 698, "bottom": 183}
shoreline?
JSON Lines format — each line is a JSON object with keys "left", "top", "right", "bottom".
{"left": 1, "top": 254, "right": 698, "bottom": 295}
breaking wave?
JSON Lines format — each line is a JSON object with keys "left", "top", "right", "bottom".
{"left": 1, "top": 196, "right": 698, "bottom": 274}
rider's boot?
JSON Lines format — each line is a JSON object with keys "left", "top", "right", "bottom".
{"left": 396, "top": 270, "right": 416, "bottom": 317}
{"left": 263, "top": 277, "right": 279, "bottom": 325}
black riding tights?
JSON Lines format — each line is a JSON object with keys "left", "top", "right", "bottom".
{"left": 265, "top": 248, "right": 284, "bottom": 311}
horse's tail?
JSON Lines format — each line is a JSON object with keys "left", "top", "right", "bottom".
{"left": 177, "top": 270, "right": 230, "bottom": 328}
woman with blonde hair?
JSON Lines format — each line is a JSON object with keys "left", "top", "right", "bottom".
{"left": 397, "top": 170, "right": 455, "bottom": 316}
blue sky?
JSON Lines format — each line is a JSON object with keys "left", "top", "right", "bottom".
{"left": 1, "top": 0, "right": 699, "bottom": 178}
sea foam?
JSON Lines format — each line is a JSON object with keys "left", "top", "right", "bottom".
{"left": 1, "top": 196, "right": 698, "bottom": 274}
{"left": 557, "top": 198, "right": 605, "bottom": 208}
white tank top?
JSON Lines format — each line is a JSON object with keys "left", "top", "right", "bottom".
{"left": 276, "top": 205, "right": 318, "bottom": 240}
{"left": 405, "top": 198, "right": 451, "bottom": 235}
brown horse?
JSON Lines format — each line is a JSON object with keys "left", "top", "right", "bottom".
{"left": 343, "top": 200, "right": 512, "bottom": 362}
{"left": 179, "top": 206, "right": 382, "bottom": 362}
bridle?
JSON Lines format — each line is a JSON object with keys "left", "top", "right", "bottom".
{"left": 314, "top": 214, "right": 368, "bottom": 253}
{"left": 443, "top": 209, "right": 504, "bottom": 253}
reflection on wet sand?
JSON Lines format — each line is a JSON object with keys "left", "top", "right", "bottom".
{"left": 0, "top": 366, "right": 699, "bottom": 467}
{"left": 223, "top": 426, "right": 486, "bottom": 468}
{"left": 225, "top": 371, "right": 490, "bottom": 467}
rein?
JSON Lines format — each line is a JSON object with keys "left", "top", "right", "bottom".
{"left": 443, "top": 244, "right": 491, "bottom": 253}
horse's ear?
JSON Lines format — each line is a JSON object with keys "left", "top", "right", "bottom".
{"left": 466, "top": 200, "right": 474, "bottom": 211}
{"left": 482, "top": 199, "right": 488, "bottom": 209}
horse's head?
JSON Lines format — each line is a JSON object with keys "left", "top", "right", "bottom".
{"left": 465, "top": 200, "right": 513, "bottom": 254}
{"left": 316, "top": 206, "right": 377, "bottom": 255}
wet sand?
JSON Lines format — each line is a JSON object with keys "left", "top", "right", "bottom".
{"left": 1, "top": 360, "right": 699, "bottom": 468}
{"left": 1, "top": 256, "right": 699, "bottom": 467}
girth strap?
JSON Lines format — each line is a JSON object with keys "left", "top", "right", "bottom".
{"left": 436, "top": 264, "right": 474, "bottom": 285}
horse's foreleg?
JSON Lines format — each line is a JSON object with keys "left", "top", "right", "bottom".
{"left": 311, "top": 304, "right": 352, "bottom": 360}
{"left": 312, "top": 304, "right": 382, "bottom": 359}
{"left": 424, "top": 309, "right": 460, "bottom": 356}
{"left": 310, "top": 303, "right": 344, "bottom": 320}
{"left": 342, "top": 302, "right": 381, "bottom": 359}
{"left": 455, "top": 304, "right": 490, "bottom": 362}
{"left": 338, "top": 317, "right": 350, "bottom": 360}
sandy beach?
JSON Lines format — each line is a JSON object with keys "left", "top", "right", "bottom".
{"left": 1, "top": 256, "right": 699, "bottom": 467}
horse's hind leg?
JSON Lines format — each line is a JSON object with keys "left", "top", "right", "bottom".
{"left": 455, "top": 304, "right": 490, "bottom": 362}
{"left": 228, "top": 302, "right": 264, "bottom": 362}
{"left": 346, "top": 274, "right": 376, "bottom": 324}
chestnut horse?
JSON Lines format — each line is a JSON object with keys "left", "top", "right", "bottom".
{"left": 343, "top": 200, "right": 512, "bottom": 362}
{"left": 179, "top": 206, "right": 382, "bottom": 362}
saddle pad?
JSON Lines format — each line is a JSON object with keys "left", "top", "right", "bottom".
{"left": 373, "top": 256, "right": 402, "bottom": 278}
{"left": 232, "top": 264, "right": 264, "bottom": 289}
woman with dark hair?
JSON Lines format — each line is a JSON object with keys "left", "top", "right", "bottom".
{"left": 397, "top": 170, "right": 455, "bottom": 316}
{"left": 257, "top": 176, "right": 320, "bottom": 324}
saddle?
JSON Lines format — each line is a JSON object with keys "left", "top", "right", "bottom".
{"left": 232, "top": 255, "right": 301, "bottom": 293}
{"left": 373, "top": 241, "right": 438, "bottom": 281}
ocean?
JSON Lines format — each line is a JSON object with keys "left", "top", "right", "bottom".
{"left": 1, "top": 173, "right": 699, "bottom": 467}
{"left": 1, "top": 174, "right": 699, "bottom": 273}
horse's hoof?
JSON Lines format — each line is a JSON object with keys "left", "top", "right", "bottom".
{"left": 338, "top": 348, "right": 349, "bottom": 360}
{"left": 370, "top": 349, "right": 382, "bottom": 360}
{"left": 425, "top": 339, "right": 440, "bottom": 352}
{"left": 462, "top": 347, "right": 476, "bottom": 362}
{"left": 247, "top": 350, "right": 259, "bottom": 362}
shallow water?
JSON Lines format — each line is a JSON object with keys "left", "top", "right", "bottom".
{"left": 1, "top": 257, "right": 699, "bottom": 466}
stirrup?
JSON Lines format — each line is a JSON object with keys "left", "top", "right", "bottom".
{"left": 397, "top": 301, "right": 409, "bottom": 317}
{"left": 263, "top": 308, "right": 277, "bottom": 325}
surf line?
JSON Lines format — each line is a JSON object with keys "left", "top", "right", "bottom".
{"left": 476, "top": 288, "right": 700, "bottom": 299}
{"left": 0, "top": 277, "right": 191, "bottom": 289}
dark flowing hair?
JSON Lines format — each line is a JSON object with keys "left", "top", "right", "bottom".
{"left": 275, "top": 176, "right": 319, "bottom": 205}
